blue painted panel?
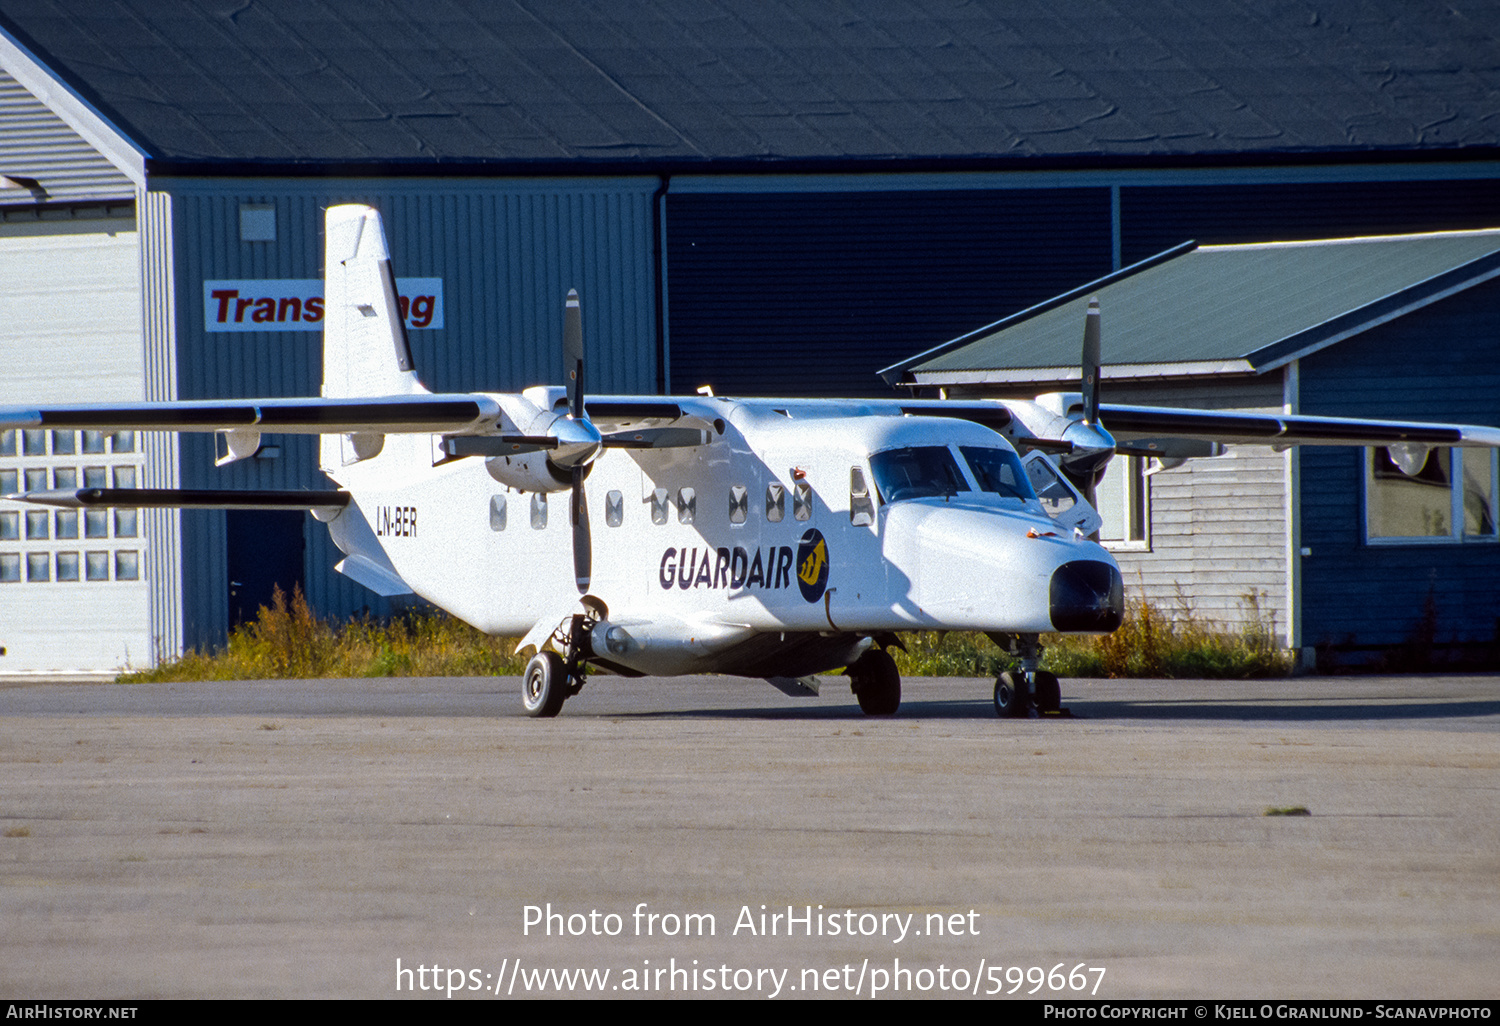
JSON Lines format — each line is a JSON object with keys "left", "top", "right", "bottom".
{"left": 665, "top": 189, "right": 1113, "bottom": 397}
{"left": 1298, "top": 278, "right": 1500, "bottom": 651}
{"left": 1122, "top": 180, "right": 1500, "bottom": 266}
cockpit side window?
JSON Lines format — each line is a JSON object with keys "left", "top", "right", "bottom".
{"left": 869, "top": 446, "right": 970, "bottom": 503}
{"left": 959, "top": 446, "right": 1036, "bottom": 501}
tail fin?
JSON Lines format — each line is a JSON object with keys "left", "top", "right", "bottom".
{"left": 321, "top": 204, "right": 427, "bottom": 400}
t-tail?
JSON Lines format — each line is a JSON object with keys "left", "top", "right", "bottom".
{"left": 319, "top": 205, "right": 431, "bottom": 472}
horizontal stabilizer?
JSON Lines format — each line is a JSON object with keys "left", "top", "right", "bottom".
{"left": 334, "top": 553, "right": 413, "bottom": 597}
{"left": 8, "top": 488, "right": 350, "bottom": 510}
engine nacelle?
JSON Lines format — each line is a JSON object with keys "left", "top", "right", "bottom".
{"left": 484, "top": 452, "right": 572, "bottom": 493}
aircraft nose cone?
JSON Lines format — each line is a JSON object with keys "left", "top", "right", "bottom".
{"left": 1049, "top": 560, "right": 1124, "bottom": 632}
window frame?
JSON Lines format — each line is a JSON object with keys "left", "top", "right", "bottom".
{"left": 1365, "top": 445, "right": 1500, "bottom": 545}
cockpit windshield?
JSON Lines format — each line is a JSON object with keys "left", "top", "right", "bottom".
{"left": 869, "top": 446, "right": 969, "bottom": 502}
{"left": 959, "top": 446, "right": 1036, "bottom": 501}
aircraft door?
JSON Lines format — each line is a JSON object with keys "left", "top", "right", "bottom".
{"left": 1020, "top": 452, "right": 1103, "bottom": 537}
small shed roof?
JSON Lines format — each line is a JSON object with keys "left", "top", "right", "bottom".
{"left": 883, "top": 228, "right": 1500, "bottom": 388}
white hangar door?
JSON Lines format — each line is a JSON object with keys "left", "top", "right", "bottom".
{"left": 0, "top": 218, "right": 151, "bottom": 673}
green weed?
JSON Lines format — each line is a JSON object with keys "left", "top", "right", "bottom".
{"left": 122, "top": 585, "right": 1293, "bottom": 683}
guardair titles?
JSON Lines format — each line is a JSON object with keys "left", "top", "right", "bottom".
{"left": 659, "top": 530, "right": 828, "bottom": 602}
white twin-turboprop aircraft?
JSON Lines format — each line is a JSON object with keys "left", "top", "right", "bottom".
{"left": 7, "top": 205, "right": 1500, "bottom": 717}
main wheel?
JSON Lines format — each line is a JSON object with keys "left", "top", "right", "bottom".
{"left": 849, "top": 649, "right": 901, "bottom": 715}
{"left": 994, "top": 671, "right": 1030, "bottom": 717}
{"left": 1033, "top": 670, "right": 1061, "bottom": 713}
{"left": 522, "top": 651, "right": 568, "bottom": 718}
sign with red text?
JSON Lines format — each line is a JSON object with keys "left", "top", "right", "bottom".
{"left": 203, "top": 279, "right": 444, "bottom": 332}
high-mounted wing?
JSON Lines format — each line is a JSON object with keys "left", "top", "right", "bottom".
{"left": 1099, "top": 404, "right": 1500, "bottom": 449}
{"left": 0, "top": 395, "right": 500, "bottom": 436}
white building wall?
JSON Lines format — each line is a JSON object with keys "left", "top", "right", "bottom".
{"left": 1103, "top": 376, "right": 1293, "bottom": 644}
{"left": 0, "top": 216, "right": 149, "bottom": 673}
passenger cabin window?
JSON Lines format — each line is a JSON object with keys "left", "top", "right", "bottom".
{"left": 489, "top": 495, "right": 507, "bottom": 531}
{"left": 606, "top": 490, "right": 624, "bottom": 527}
{"left": 677, "top": 487, "right": 696, "bottom": 524}
{"left": 530, "top": 492, "right": 547, "bottom": 529}
{"left": 793, "top": 481, "right": 813, "bottom": 521}
{"left": 651, "top": 488, "right": 670, "bottom": 525}
{"left": 728, "top": 485, "right": 748, "bottom": 525}
{"left": 765, "top": 483, "right": 785, "bottom": 522}
{"left": 869, "top": 446, "right": 968, "bottom": 503}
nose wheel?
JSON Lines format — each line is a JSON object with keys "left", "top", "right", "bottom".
{"left": 993, "top": 669, "right": 1063, "bottom": 717}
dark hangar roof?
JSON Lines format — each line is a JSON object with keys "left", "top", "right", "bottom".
{"left": 2, "top": 0, "right": 1499, "bottom": 175}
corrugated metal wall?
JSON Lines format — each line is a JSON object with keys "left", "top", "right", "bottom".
{"left": 664, "top": 187, "right": 1114, "bottom": 397}
{"left": 161, "top": 179, "right": 660, "bottom": 649}
{"left": 0, "top": 68, "right": 134, "bottom": 208}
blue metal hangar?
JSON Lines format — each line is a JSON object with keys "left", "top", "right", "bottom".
{"left": 1, "top": 1, "right": 1498, "bottom": 671}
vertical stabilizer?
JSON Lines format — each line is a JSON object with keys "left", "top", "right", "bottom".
{"left": 321, "top": 205, "right": 427, "bottom": 400}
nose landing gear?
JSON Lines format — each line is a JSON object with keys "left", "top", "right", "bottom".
{"left": 988, "top": 633, "right": 1064, "bottom": 718}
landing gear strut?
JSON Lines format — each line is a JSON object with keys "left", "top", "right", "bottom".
{"left": 522, "top": 609, "right": 598, "bottom": 717}
{"left": 987, "top": 633, "right": 1063, "bottom": 718}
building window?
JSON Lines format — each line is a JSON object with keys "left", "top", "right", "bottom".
{"left": 27, "top": 552, "right": 49, "bottom": 582}
{"left": 0, "top": 553, "right": 18, "bottom": 582}
{"left": 1367, "top": 446, "right": 1498, "bottom": 542}
{"left": 115, "top": 551, "right": 140, "bottom": 581}
{"left": 85, "top": 551, "right": 110, "bottom": 581}
{"left": 1097, "top": 455, "right": 1150, "bottom": 549}
{"left": 56, "top": 551, "right": 79, "bottom": 582}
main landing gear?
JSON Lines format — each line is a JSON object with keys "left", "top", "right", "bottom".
{"left": 847, "top": 647, "right": 901, "bottom": 716}
{"left": 522, "top": 605, "right": 601, "bottom": 718}
{"left": 989, "top": 633, "right": 1063, "bottom": 718}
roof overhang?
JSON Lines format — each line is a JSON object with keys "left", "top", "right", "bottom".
{"left": 0, "top": 23, "right": 148, "bottom": 189}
